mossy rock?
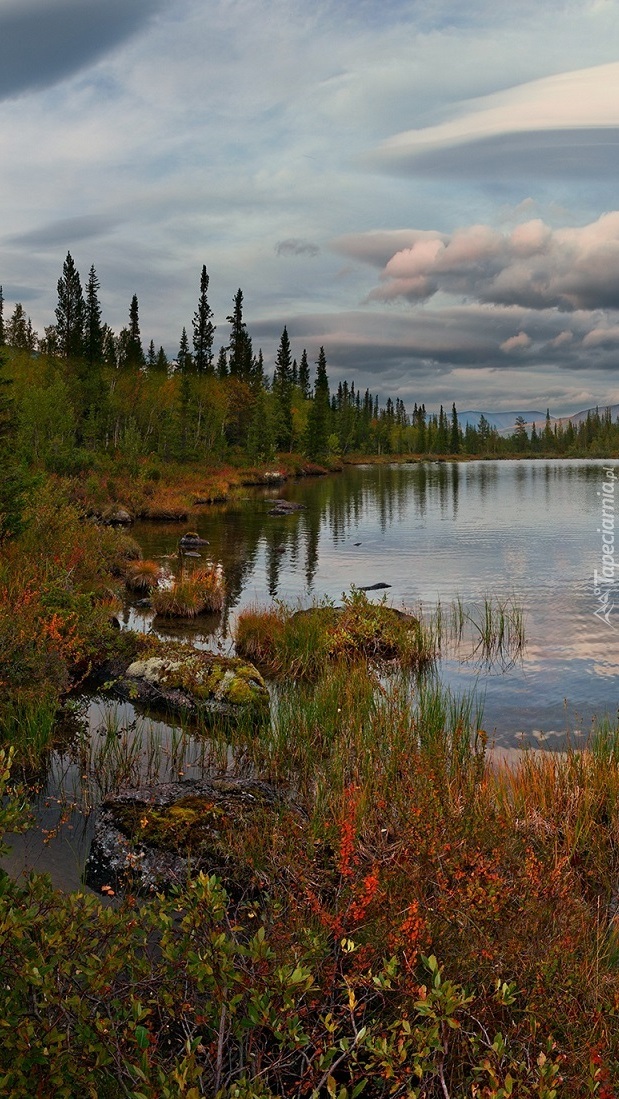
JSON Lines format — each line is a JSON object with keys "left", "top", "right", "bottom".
{"left": 116, "top": 642, "right": 269, "bottom": 720}
{"left": 85, "top": 778, "right": 300, "bottom": 897}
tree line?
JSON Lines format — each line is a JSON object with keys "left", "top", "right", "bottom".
{"left": 1, "top": 253, "right": 618, "bottom": 478}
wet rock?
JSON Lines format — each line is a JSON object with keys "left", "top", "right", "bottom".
{"left": 85, "top": 777, "right": 298, "bottom": 897}
{"left": 267, "top": 499, "right": 306, "bottom": 516}
{"left": 102, "top": 506, "right": 133, "bottom": 526}
{"left": 115, "top": 644, "right": 269, "bottom": 719}
{"left": 263, "top": 470, "right": 287, "bottom": 483}
{"left": 179, "top": 531, "right": 210, "bottom": 547}
{"left": 359, "top": 582, "right": 391, "bottom": 591}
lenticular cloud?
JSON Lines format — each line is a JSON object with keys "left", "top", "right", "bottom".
{"left": 368, "top": 212, "right": 619, "bottom": 312}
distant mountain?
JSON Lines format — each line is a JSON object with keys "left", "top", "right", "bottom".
{"left": 456, "top": 404, "right": 619, "bottom": 437}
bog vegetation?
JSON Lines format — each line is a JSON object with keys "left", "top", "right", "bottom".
{"left": 1, "top": 257, "right": 619, "bottom": 1096}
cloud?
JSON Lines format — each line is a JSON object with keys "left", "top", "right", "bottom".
{"left": 582, "top": 326, "right": 619, "bottom": 348}
{"left": 500, "top": 332, "right": 532, "bottom": 353}
{"left": 6, "top": 215, "right": 122, "bottom": 249}
{"left": 372, "top": 61, "right": 619, "bottom": 178}
{"left": 275, "top": 238, "right": 320, "bottom": 257}
{"left": 0, "top": 0, "right": 166, "bottom": 101}
{"left": 360, "top": 212, "right": 619, "bottom": 311}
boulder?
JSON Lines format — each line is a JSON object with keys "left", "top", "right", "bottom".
{"left": 116, "top": 644, "right": 269, "bottom": 718}
{"left": 267, "top": 499, "right": 306, "bottom": 516}
{"left": 102, "top": 506, "right": 133, "bottom": 526}
{"left": 179, "top": 531, "right": 210, "bottom": 547}
{"left": 85, "top": 777, "right": 299, "bottom": 896}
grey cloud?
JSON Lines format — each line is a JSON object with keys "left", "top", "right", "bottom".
{"left": 366, "top": 213, "right": 619, "bottom": 312}
{"left": 372, "top": 128, "right": 619, "bottom": 180}
{"left": 332, "top": 230, "right": 446, "bottom": 268}
{"left": 0, "top": 0, "right": 166, "bottom": 100}
{"left": 275, "top": 239, "right": 320, "bottom": 257}
{"left": 6, "top": 215, "right": 122, "bottom": 249}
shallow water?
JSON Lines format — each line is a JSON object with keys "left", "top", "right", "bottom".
{"left": 4, "top": 458, "right": 619, "bottom": 889}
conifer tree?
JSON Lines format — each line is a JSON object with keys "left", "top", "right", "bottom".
{"left": 147, "top": 339, "right": 156, "bottom": 369}
{"left": 193, "top": 265, "right": 215, "bottom": 375}
{"left": 298, "top": 348, "right": 310, "bottom": 399}
{"left": 55, "top": 252, "right": 85, "bottom": 359}
{"left": 155, "top": 346, "right": 168, "bottom": 373}
{"left": 0, "top": 285, "right": 4, "bottom": 346}
{"left": 227, "top": 289, "right": 252, "bottom": 379}
{"left": 272, "top": 325, "right": 293, "bottom": 451}
{"left": 216, "top": 346, "right": 228, "bottom": 379}
{"left": 450, "top": 402, "right": 460, "bottom": 454}
{"left": 305, "top": 346, "right": 330, "bottom": 459}
{"left": 84, "top": 265, "right": 104, "bottom": 367}
{"left": 125, "top": 294, "right": 145, "bottom": 368}
{"left": 177, "top": 327, "right": 192, "bottom": 373}
{"left": 6, "top": 304, "right": 29, "bottom": 349}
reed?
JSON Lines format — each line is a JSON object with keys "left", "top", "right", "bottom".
{"left": 151, "top": 564, "right": 225, "bottom": 617}
{"left": 124, "top": 559, "right": 162, "bottom": 592}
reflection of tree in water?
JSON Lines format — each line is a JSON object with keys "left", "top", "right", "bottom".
{"left": 452, "top": 462, "right": 460, "bottom": 520}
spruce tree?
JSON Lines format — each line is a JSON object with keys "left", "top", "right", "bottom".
{"left": 216, "top": 346, "right": 228, "bottom": 379}
{"left": 155, "top": 346, "right": 169, "bottom": 373}
{"left": 0, "top": 285, "right": 4, "bottom": 346}
{"left": 305, "top": 346, "right": 330, "bottom": 460}
{"left": 450, "top": 402, "right": 460, "bottom": 454}
{"left": 272, "top": 325, "right": 293, "bottom": 451}
{"left": 227, "top": 289, "right": 252, "bottom": 379}
{"left": 298, "top": 348, "right": 310, "bottom": 399}
{"left": 55, "top": 252, "right": 85, "bottom": 359}
{"left": 193, "top": 265, "right": 215, "bottom": 375}
{"left": 177, "top": 327, "right": 192, "bottom": 373}
{"left": 84, "top": 264, "right": 104, "bottom": 367}
{"left": 125, "top": 294, "right": 145, "bottom": 368}
{"left": 6, "top": 304, "right": 29, "bottom": 349}
{"left": 147, "top": 339, "right": 156, "bottom": 369}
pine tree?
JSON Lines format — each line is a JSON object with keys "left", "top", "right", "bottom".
{"left": 6, "top": 303, "right": 29, "bottom": 349}
{"left": 0, "top": 286, "right": 4, "bottom": 346}
{"left": 147, "top": 339, "right": 156, "bottom": 369}
{"left": 125, "top": 294, "right": 145, "bottom": 368}
{"left": 216, "top": 346, "right": 228, "bottom": 379}
{"left": 450, "top": 402, "right": 460, "bottom": 454}
{"left": 272, "top": 325, "right": 293, "bottom": 451}
{"left": 84, "top": 265, "right": 104, "bottom": 367}
{"left": 193, "top": 265, "right": 215, "bottom": 375}
{"left": 305, "top": 346, "right": 330, "bottom": 460}
{"left": 298, "top": 349, "right": 310, "bottom": 399}
{"left": 177, "top": 327, "right": 192, "bottom": 373}
{"left": 227, "top": 289, "right": 252, "bottom": 379}
{"left": 155, "top": 346, "right": 169, "bottom": 373}
{"left": 56, "top": 252, "right": 85, "bottom": 359}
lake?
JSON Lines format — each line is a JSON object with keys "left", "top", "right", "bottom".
{"left": 5, "top": 458, "right": 619, "bottom": 888}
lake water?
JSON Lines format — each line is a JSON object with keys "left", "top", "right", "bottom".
{"left": 5, "top": 458, "right": 619, "bottom": 889}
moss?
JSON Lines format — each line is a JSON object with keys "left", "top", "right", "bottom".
{"left": 124, "top": 643, "right": 269, "bottom": 709}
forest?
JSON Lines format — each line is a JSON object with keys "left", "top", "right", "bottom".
{"left": 1, "top": 253, "right": 618, "bottom": 515}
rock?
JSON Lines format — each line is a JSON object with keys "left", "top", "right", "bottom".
{"left": 116, "top": 644, "right": 269, "bottom": 719}
{"left": 267, "top": 500, "right": 306, "bottom": 516}
{"left": 85, "top": 777, "right": 300, "bottom": 897}
{"left": 359, "top": 582, "right": 391, "bottom": 591}
{"left": 263, "top": 470, "right": 287, "bottom": 483}
{"left": 102, "top": 506, "right": 133, "bottom": 526}
{"left": 179, "top": 531, "right": 209, "bottom": 547}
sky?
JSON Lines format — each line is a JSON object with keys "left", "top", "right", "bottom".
{"left": 2, "top": 0, "right": 619, "bottom": 414}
